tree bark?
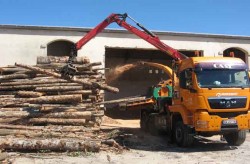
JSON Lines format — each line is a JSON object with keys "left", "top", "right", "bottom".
{"left": 96, "top": 96, "right": 146, "bottom": 105}
{"left": 0, "top": 118, "right": 20, "bottom": 123}
{"left": 0, "top": 129, "right": 96, "bottom": 138}
{"left": 0, "top": 111, "right": 31, "bottom": 117}
{"left": 0, "top": 107, "right": 25, "bottom": 112}
{"left": 37, "top": 56, "right": 90, "bottom": 64}
{"left": 29, "top": 94, "right": 81, "bottom": 104}
{"left": 0, "top": 85, "right": 36, "bottom": 91}
{"left": 45, "top": 111, "right": 93, "bottom": 119}
{"left": 0, "top": 138, "right": 100, "bottom": 152}
{"left": 0, "top": 74, "right": 32, "bottom": 80}
{"left": 0, "top": 78, "right": 68, "bottom": 86}
{"left": 92, "top": 67, "right": 110, "bottom": 71}
{"left": 16, "top": 91, "right": 44, "bottom": 98}
{"left": 75, "top": 71, "right": 98, "bottom": 75}
{"left": 0, "top": 111, "right": 93, "bottom": 119}
{"left": 0, "top": 124, "right": 100, "bottom": 132}
{"left": 0, "top": 67, "right": 28, "bottom": 74}
{"left": 73, "top": 74, "right": 104, "bottom": 79}
{"left": 0, "top": 94, "right": 82, "bottom": 106}
{"left": 28, "top": 118, "right": 87, "bottom": 125}
{"left": 0, "top": 83, "right": 80, "bottom": 91}
{"left": 15, "top": 63, "right": 119, "bottom": 93}
{"left": 77, "top": 62, "right": 102, "bottom": 71}
{"left": 33, "top": 103, "right": 92, "bottom": 110}
{"left": 35, "top": 86, "right": 83, "bottom": 92}
{"left": 60, "top": 90, "right": 92, "bottom": 95}
{"left": 0, "top": 95, "right": 15, "bottom": 98}
{"left": 40, "top": 106, "right": 95, "bottom": 113}
{"left": 36, "top": 62, "right": 102, "bottom": 71}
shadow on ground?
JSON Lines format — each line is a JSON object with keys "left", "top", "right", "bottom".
{"left": 104, "top": 107, "right": 140, "bottom": 120}
{"left": 102, "top": 127, "right": 239, "bottom": 153}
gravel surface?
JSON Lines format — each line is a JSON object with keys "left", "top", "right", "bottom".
{"left": 8, "top": 119, "right": 250, "bottom": 164}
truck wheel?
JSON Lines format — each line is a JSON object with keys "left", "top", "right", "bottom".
{"left": 174, "top": 121, "right": 194, "bottom": 147}
{"left": 148, "top": 115, "right": 158, "bottom": 136}
{"left": 140, "top": 111, "right": 148, "bottom": 132}
{"left": 224, "top": 130, "right": 246, "bottom": 146}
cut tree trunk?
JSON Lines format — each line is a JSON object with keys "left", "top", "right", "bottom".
{"left": 0, "top": 83, "right": 81, "bottom": 90}
{"left": 0, "top": 74, "right": 32, "bottom": 80}
{"left": 0, "top": 107, "right": 95, "bottom": 113}
{"left": 0, "top": 95, "right": 15, "bottom": 98}
{"left": 96, "top": 96, "right": 146, "bottom": 105}
{"left": 36, "top": 62, "right": 102, "bottom": 71}
{"left": 16, "top": 91, "right": 44, "bottom": 98}
{"left": 0, "top": 107, "right": 25, "bottom": 112}
{"left": 37, "top": 56, "right": 90, "bottom": 64}
{"left": 28, "top": 118, "right": 87, "bottom": 125}
{"left": 0, "top": 94, "right": 82, "bottom": 106}
{"left": 27, "top": 94, "right": 82, "bottom": 104}
{"left": 0, "top": 111, "right": 32, "bottom": 117}
{"left": 44, "top": 111, "right": 93, "bottom": 119}
{"left": 77, "top": 62, "right": 102, "bottom": 71}
{"left": 0, "top": 118, "right": 20, "bottom": 123}
{"left": 60, "top": 90, "right": 93, "bottom": 95}
{"left": 35, "top": 86, "right": 83, "bottom": 92}
{"left": 75, "top": 71, "right": 98, "bottom": 75}
{"left": 0, "top": 79, "right": 68, "bottom": 86}
{"left": 15, "top": 63, "right": 119, "bottom": 93}
{"left": 40, "top": 107, "right": 95, "bottom": 113}
{"left": 0, "top": 67, "right": 28, "bottom": 74}
{"left": 0, "top": 138, "right": 100, "bottom": 152}
{"left": 0, "top": 111, "right": 93, "bottom": 119}
{"left": 0, "top": 129, "right": 96, "bottom": 138}
{"left": 0, "top": 124, "right": 100, "bottom": 132}
{"left": 0, "top": 85, "right": 36, "bottom": 91}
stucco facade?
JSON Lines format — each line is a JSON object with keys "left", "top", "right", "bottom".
{"left": 0, "top": 25, "right": 250, "bottom": 67}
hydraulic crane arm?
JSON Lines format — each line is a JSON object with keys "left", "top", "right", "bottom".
{"left": 76, "top": 13, "right": 187, "bottom": 59}
{"left": 61, "top": 13, "right": 187, "bottom": 78}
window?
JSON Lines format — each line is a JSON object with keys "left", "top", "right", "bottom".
{"left": 179, "top": 69, "right": 192, "bottom": 89}
{"left": 196, "top": 69, "right": 249, "bottom": 88}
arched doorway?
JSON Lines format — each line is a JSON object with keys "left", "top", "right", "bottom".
{"left": 47, "top": 40, "right": 74, "bottom": 56}
{"left": 223, "top": 48, "right": 247, "bottom": 63}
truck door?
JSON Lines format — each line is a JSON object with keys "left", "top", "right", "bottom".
{"left": 179, "top": 68, "right": 196, "bottom": 109}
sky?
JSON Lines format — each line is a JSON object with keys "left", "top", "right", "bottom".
{"left": 0, "top": 0, "right": 250, "bottom": 36}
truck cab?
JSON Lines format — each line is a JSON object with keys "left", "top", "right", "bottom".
{"left": 169, "top": 57, "right": 250, "bottom": 146}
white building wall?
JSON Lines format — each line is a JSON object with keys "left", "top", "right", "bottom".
{"left": 0, "top": 25, "right": 250, "bottom": 67}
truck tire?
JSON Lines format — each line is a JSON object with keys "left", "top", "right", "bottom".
{"left": 174, "top": 121, "right": 194, "bottom": 147}
{"left": 224, "top": 130, "right": 246, "bottom": 146}
{"left": 140, "top": 110, "right": 148, "bottom": 132}
{"left": 148, "top": 115, "right": 159, "bottom": 136}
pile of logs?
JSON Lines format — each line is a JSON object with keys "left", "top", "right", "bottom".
{"left": 0, "top": 56, "right": 119, "bottom": 152}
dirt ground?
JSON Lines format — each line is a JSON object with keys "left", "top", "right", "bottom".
{"left": 7, "top": 118, "right": 250, "bottom": 164}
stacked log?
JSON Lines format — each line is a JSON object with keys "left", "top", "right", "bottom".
{"left": 0, "top": 56, "right": 118, "bottom": 152}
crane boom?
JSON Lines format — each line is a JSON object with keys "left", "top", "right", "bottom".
{"left": 61, "top": 13, "right": 187, "bottom": 78}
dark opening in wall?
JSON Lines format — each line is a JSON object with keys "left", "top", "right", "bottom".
{"left": 223, "top": 48, "right": 246, "bottom": 63}
{"left": 47, "top": 40, "right": 74, "bottom": 56}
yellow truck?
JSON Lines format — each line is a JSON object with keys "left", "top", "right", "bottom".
{"left": 136, "top": 58, "right": 250, "bottom": 147}
{"left": 61, "top": 13, "right": 250, "bottom": 147}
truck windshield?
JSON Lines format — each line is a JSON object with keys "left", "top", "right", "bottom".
{"left": 196, "top": 69, "right": 249, "bottom": 88}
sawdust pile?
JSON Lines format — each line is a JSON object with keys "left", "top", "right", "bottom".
{"left": 102, "top": 116, "right": 122, "bottom": 125}
{"left": 106, "top": 63, "right": 138, "bottom": 83}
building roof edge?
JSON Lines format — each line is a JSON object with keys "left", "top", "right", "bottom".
{"left": 1, "top": 24, "right": 250, "bottom": 40}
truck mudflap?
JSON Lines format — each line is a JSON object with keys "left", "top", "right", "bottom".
{"left": 194, "top": 111, "right": 250, "bottom": 132}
